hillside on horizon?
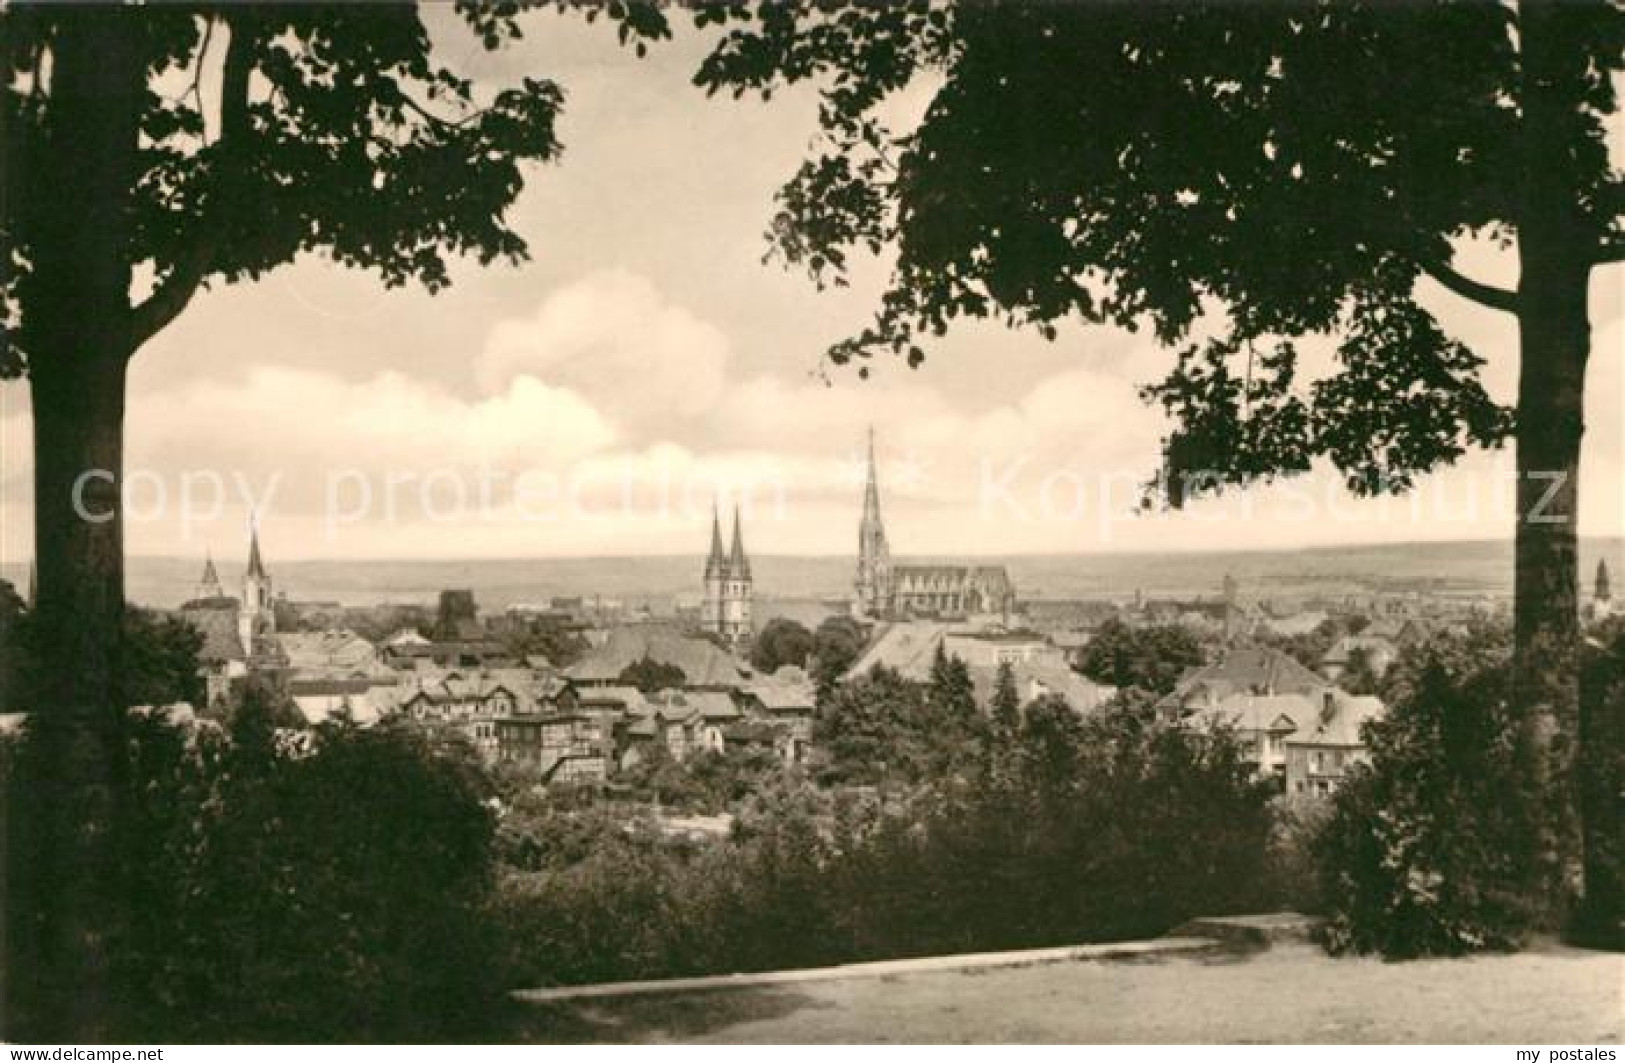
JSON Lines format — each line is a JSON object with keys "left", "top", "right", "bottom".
{"left": 4, "top": 538, "right": 1620, "bottom": 612}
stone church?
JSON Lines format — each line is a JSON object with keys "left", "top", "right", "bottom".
{"left": 853, "top": 430, "right": 1017, "bottom": 621}
{"left": 179, "top": 523, "right": 281, "bottom": 707}
{"left": 701, "top": 505, "right": 753, "bottom": 646}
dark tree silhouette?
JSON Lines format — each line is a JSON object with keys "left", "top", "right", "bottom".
{"left": 1075, "top": 617, "right": 1206, "bottom": 697}
{"left": 690, "top": 0, "right": 1624, "bottom": 929}
{"left": 750, "top": 617, "right": 816, "bottom": 673}
{"left": 811, "top": 614, "right": 866, "bottom": 697}
{"left": 0, "top": 2, "right": 666, "bottom": 1038}
{"left": 618, "top": 655, "right": 688, "bottom": 696}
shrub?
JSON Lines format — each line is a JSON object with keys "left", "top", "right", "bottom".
{"left": 4, "top": 711, "right": 503, "bottom": 1042}
{"left": 493, "top": 697, "right": 1277, "bottom": 985}
{"left": 1313, "top": 633, "right": 1547, "bottom": 957}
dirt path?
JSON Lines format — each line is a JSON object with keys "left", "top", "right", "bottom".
{"left": 510, "top": 940, "right": 1623, "bottom": 1044}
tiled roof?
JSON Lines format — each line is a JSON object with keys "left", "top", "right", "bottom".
{"left": 743, "top": 673, "right": 817, "bottom": 713}
{"left": 843, "top": 621, "right": 951, "bottom": 682}
{"left": 1261, "top": 611, "right": 1329, "bottom": 638}
{"left": 1288, "top": 694, "right": 1385, "bottom": 748}
{"left": 565, "top": 625, "right": 754, "bottom": 687}
{"left": 1322, "top": 634, "right": 1398, "bottom": 665}
{"left": 1187, "top": 693, "right": 1314, "bottom": 735}
{"left": 1186, "top": 689, "right": 1386, "bottom": 750}
{"left": 183, "top": 608, "right": 245, "bottom": 663}
{"left": 652, "top": 689, "right": 741, "bottom": 721}
{"left": 969, "top": 661, "right": 1116, "bottom": 715}
{"left": 1160, "top": 644, "right": 1328, "bottom": 711}
{"left": 287, "top": 677, "right": 378, "bottom": 698}
{"left": 579, "top": 684, "right": 653, "bottom": 714}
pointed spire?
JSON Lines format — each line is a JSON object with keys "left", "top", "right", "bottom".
{"left": 1599, "top": 558, "right": 1613, "bottom": 602}
{"left": 863, "top": 426, "right": 882, "bottom": 518}
{"left": 704, "top": 501, "right": 727, "bottom": 580}
{"left": 246, "top": 516, "right": 267, "bottom": 580}
{"left": 728, "top": 505, "right": 751, "bottom": 581}
{"left": 200, "top": 550, "right": 221, "bottom": 596}
{"left": 859, "top": 427, "right": 888, "bottom": 557}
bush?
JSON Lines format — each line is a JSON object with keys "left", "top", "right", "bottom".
{"left": 1313, "top": 633, "right": 1547, "bottom": 957}
{"left": 494, "top": 697, "right": 1277, "bottom": 985}
{"left": 4, "top": 711, "right": 503, "bottom": 1042}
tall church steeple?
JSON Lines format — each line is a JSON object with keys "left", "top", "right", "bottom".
{"left": 197, "top": 551, "right": 223, "bottom": 600}
{"left": 239, "top": 516, "right": 274, "bottom": 651}
{"left": 728, "top": 504, "right": 751, "bottom": 581}
{"left": 701, "top": 502, "right": 751, "bottom": 646}
{"left": 855, "top": 428, "right": 891, "bottom": 618}
{"left": 1597, "top": 559, "right": 1613, "bottom": 604}
{"left": 246, "top": 522, "right": 267, "bottom": 581}
{"left": 705, "top": 504, "right": 727, "bottom": 581}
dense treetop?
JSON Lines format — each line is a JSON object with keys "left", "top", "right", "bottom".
{"left": 688, "top": 1, "right": 1624, "bottom": 500}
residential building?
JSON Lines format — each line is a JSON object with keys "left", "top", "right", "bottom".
{"left": 1284, "top": 693, "right": 1386, "bottom": 797}
{"left": 494, "top": 711, "right": 610, "bottom": 782}
{"left": 1171, "top": 644, "right": 1385, "bottom": 795}
{"left": 566, "top": 624, "right": 755, "bottom": 690}
{"left": 1320, "top": 634, "right": 1399, "bottom": 683}
{"left": 844, "top": 621, "right": 1114, "bottom": 716}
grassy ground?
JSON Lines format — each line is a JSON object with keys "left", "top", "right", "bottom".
{"left": 509, "top": 939, "right": 1623, "bottom": 1044}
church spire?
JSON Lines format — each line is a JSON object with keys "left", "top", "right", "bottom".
{"left": 728, "top": 505, "right": 751, "bottom": 581}
{"left": 1599, "top": 558, "right": 1613, "bottom": 603}
{"left": 199, "top": 550, "right": 222, "bottom": 598}
{"left": 855, "top": 427, "right": 891, "bottom": 617}
{"left": 862, "top": 427, "right": 883, "bottom": 530}
{"left": 246, "top": 518, "right": 266, "bottom": 580}
{"left": 705, "top": 502, "right": 727, "bottom": 580}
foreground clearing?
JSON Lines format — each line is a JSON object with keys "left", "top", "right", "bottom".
{"left": 511, "top": 940, "right": 1623, "bottom": 1044}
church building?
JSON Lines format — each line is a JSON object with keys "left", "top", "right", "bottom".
{"left": 702, "top": 505, "right": 753, "bottom": 646}
{"left": 1592, "top": 558, "right": 1615, "bottom": 621}
{"left": 853, "top": 430, "right": 1017, "bottom": 621}
{"left": 179, "top": 523, "right": 282, "bottom": 707}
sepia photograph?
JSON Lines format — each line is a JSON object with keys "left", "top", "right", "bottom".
{"left": 0, "top": 0, "right": 1621, "bottom": 1050}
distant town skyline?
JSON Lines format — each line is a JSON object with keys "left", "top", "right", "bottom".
{"left": 2, "top": 11, "right": 1621, "bottom": 564}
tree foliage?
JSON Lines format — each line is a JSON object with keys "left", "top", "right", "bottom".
{"left": 1075, "top": 617, "right": 1205, "bottom": 696}
{"left": 817, "top": 660, "right": 983, "bottom": 786}
{"left": 0, "top": 1, "right": 674, "bottom": 375}
{"left": 0, "top": 596, "right": 204, "bottom": 713}
{"left": 689, "top": 1, "right": 1622, "bottom": 501}
{"left": 617, "top": 654, "right": 687, "bottom": 696}
{"left": 3, "top": 713, "right": 500, "bottom": 1041}
{"left": 495, "top": 697, "right": 1276, "bottom": 988}
{"left": 1314, "top": 630, "right": 1549, "bottom": 957}
{"left": 811, "top": 614, "right": 866, "bottom": 696}
{"left": 749, "top": 616, "right": 816, "bottom": 673}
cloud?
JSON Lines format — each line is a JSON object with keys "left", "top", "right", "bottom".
{"left": 2, "top": 257, "right": 1619, "bottom": 566}
{"left": 474, "top": 268, "right": 731, "bottom": 425}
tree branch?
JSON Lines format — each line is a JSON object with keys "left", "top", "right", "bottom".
{"left": 1420, "top": 258, "right": 1519, "bottom": 315}
{"left": 129, "top": 14, "right": 253, "bottom": 353}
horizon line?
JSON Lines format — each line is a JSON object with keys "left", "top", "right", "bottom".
{"left": 5, "top": 533, "right": 1622, "bottom": 568}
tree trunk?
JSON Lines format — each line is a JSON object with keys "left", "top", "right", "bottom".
{"left": 3, "top": 9, "right": 143, "bottom": 1042}
{"left": 1512, "top": 0, "right": 1614, "bottom": 936}
{"left": 1512, "top": 232, "right": 1589, "bottom": 925}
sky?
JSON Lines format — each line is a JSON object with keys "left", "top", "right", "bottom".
{"left": 0, "top": 12, "right": 1621, "bottom": 564}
